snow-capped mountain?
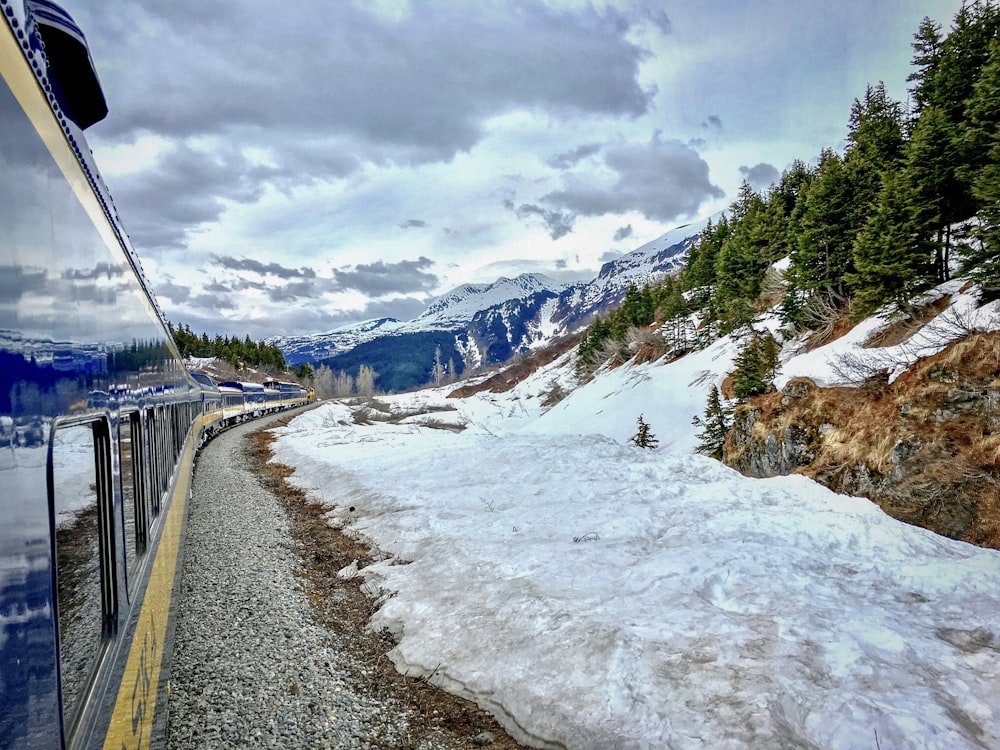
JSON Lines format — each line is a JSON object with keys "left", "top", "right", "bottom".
{"left": 269, "top": 219, "right": 706, "bottom": 389}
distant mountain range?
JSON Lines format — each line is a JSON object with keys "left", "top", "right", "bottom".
{"left": 269, "top": 219, "right": 707, "bottom": 391}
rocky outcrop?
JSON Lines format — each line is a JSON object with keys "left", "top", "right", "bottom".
{"left": 722, "top": 333, "right": 1000, "bottom": 549}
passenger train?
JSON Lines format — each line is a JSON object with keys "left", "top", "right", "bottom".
{"left": 0, "top": 3, "right": 312, "bottom": 748}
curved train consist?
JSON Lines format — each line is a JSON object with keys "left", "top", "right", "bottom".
{"left": 0, "top": 3, "right": 311, "bottom": 748}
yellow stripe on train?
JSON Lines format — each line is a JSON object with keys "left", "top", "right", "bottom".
{"left": 102, "top": 419, "right": 199, "bottom": 750}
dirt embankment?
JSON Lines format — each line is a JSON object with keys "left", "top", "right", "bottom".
{"left": 724, "top": 331, "right": 1000, "bottom": 549}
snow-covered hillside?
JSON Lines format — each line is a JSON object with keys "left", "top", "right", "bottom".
{"left": 271, "top": 285, "right": 1000, "bottom": 749}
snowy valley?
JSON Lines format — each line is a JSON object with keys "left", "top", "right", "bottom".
{"left": 269, "top": 280, "right": 1000, "bottom": 750}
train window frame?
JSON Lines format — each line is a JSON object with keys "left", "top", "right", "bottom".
{"left": 116, "top": 411, "right": 143, "bottom": 600}
{"left": 48, "top": 414, "right": 118, "bottom": 740}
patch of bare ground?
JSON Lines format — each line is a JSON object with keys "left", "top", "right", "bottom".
{"left": 248, "top": 428, "right": 525, "bottom": 750}
{"left": 448, "top": 335, "right": 580, "bottom": 398}
{"left": 862, "top": 295, "right": 952, "bottom": 348}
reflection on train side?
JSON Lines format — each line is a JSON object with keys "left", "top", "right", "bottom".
{"left": 51, "top": 421, "right": 106, "bottom": 736}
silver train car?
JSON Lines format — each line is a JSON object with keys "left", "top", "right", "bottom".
{"left": 0, "top": 3, "right": 310, "bottom": 748}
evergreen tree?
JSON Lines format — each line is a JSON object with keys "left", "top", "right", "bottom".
{"left": 844, "top": 82, "right": 906, "bottom": 228}
{"left": 850, "top": 171, "right": 936, "bottom": 316}
{"left": 693, "top": 385, "right": 730, "bottom": 460}
{"left": 789, "top": 149, "right": 855, "bottom": 299}
{"left": 731, "top": 334, "right": 779, "bottom": 401}
{"left": 908, "top": 16, "right": 945, "bottom": 113}
{"left": 630, "top": 414, "right": 659, "bottom": 449}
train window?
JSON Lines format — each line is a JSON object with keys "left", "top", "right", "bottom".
{"left": 117, "top": 414, "right": 141, "bottom": 595}
{"left": 50, "top": 419, "right": 115, "bottom": 735}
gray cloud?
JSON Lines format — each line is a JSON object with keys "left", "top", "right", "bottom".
{"left": 548, "top": 143, "right": 603, "bottom": 170}
{"left": 399, "top": 219, "right": 429, "bottom": 229}
{"left": 333, "top": 257, "right": 438, "bottom": 296}
{"left": 155, "top": 279, "right": 192, "bottom": 304}
{"left": 513, "top": 203, "right": 575, "bottom": 240}
{"left": 702, "top": 115, "right": 722, "bottom": 131}
{"left": 211, "top": 255, "right": 317, "bottom": 279}
{"left": 109, "top": 143, "right": 281, "bottom": 249}
{"left": 188, "top": 293, "right": 236, "bottom": 312}
{"left": 0, "top": 266, "right": 47, "bottom": 302}
{"left": 62, "top": 263, "right": 126, "bottom": 281}
{"left": 739, "top": 162, "right": 781, "bottom": 191}
{"left": 542, "top": 137, "right": 723, "bottom": 223}
{"left": 599, "top": 250, "right": 624, "bottom": 262}
{"left": 79, "top": 1, "right": 658, "bottom": 254}
{"left": 84, "top": 2, "right": 652, "bottom": 152}
{"left": 613, "top": 225, "right": 634, "bottom": 242}
{"left": 358, "top": 297, "right": 430, "bottom": 322}
{"left": 267, "top": 280, "right": 320, "bottom": 303}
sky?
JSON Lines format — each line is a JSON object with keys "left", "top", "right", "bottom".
{"left": 68, "top": 0, "right": 965, "bottom": 339}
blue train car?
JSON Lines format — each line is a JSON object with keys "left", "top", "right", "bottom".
{"left": 0, "top": 6, "right": 313, "bottom": 745}
{"left": 0, "top": 3, "right": 200, "bottom": 747}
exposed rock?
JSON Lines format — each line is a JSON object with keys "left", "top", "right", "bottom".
{"left": 889, "top": 439, "right": 922, "bottom": 465}
{"left": 722, "top": 331, "right": 1000, "bottom": 550}
{"left": 781, "top": 377, "right": 814, "bottom": 400}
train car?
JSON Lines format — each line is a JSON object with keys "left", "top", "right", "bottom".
{"left": 218, "top": 380, "right": 266, "bottom": 418}
{"left": 0, "top": 3, "right": 308, "bottom": 748}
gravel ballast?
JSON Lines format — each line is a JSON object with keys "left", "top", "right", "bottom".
{"left": 164, "top": 413, "right": 521, "bottom": 750}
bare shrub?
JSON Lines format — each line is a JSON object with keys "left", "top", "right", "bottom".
{"left": 540, "top": 379, "right": 569, "bottom": 407}
{"left": 759, "top": 266, "right": 787, "bottom": 308}
{"left": 797, "top": 290, "right": 853, "bottom": 349}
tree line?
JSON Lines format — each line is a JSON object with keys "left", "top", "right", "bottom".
{"left": 168, "top": 322, "right": 287, "bottom": 372}
{"left": 578, "top": 2, "right": 1000, "bottom": 384}
{"left": 686, "top": 1, "right": 1000, "bottom": 333}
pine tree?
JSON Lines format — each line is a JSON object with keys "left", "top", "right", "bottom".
{"left": 693, "top": 385, "right": 730, "bottom": 460}
{"left": 630, "top": 414, "right": 659, "bottom": 449}
{"left": 731, "top": 334, "right": 778, "bottom": 401}
{"left": 789, "top": 149, "right": 855, "bottom": 299}
{"left": 850, "top": 171, "right": 936, "bottom": 316}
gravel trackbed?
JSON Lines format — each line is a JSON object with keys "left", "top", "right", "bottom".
{"left": 164, "top": 413, "right": 520, "bottom": 750}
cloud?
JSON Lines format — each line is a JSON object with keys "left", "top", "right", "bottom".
{"left": 333, "top": 257, "right": 438, "bottom": 295}
{"left": 358, "top": 297, "right": 430, "bottom": 322}
{"left": 599, "top": 250, "right": 624, "bottom": 262}
{"left": 154, "top": 279, "right": 192, "bottom": 304}
{"left": 211, "top": 255, "right": 317, "bottom": 279}
{"left": 548, "top": 142, "right": 603, "bottom": 170}
{"left": 108, "top": 143, "right": 282, "bottom": 249}
{"left": 613, "top": 225, "right": 634, "bottom": 242}
{"left": 513, "top": 203, "right": 575, "bottom": 240}
{"left": 638, "top": 6, "right": 672, "bottom": 35}
{"left": 267, "top": 280, "right": 320, "bottom": 303}
{"left": 399, "top": 219, "right": 429, "bottom": 229}
{"left": 702, "top": 115, "right": 722, "bottom": 131}
{"left": 85, "top": 2, "right": 653, "bottom": 158}
{"left": 739, "top": 162, "right": 781, "bottom": 191}
{"left": 0, "top": 266, "right": 47, "bottom": 302}
{"left": 542, "top": 136, "right": 723, "bottom": 223}
{"left": 62, "top": 263, "right": 126, "bottom": 281}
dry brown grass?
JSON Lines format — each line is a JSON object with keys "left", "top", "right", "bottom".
{"left": 862, "top": 295, "right": 952, "bottom": 349}
{"left": 248, "top": 430, "right": 526, "bottom": 750}
{"left": 727, "top": 331, "right": 1000, "bottom": 549}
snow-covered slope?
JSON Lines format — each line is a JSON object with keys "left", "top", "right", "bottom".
{"left": 270, "top": 292, "right": 1000, "bottom": 749}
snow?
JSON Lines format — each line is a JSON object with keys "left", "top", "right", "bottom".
{"left": 777, "top": 281, "right": 1000, "bottom": 389}
{"left": 272, "top": 299, "right": 1000, "bottom": 750}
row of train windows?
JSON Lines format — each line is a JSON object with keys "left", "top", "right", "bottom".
{"left": 51, "top": 401, "right": 198, "bottom": 737}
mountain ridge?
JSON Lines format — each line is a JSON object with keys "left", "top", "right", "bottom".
{"left": 269, "top": 218, "right": 709, "bottom": 386}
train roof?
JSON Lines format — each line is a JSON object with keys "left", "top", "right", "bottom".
{"left": 189, "top": 372, "right": 219, "bottom": 390}
{"left": 218, "top": 380, "right": 265, "bottom": 392}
